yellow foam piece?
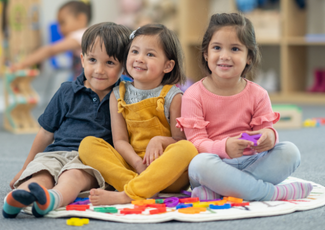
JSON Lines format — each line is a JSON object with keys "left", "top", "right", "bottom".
{"left": 66, "top": 218, "right": 89, "bottom": 226}
{"left": 192, "top": 202, "right": 211, "bottom": 208}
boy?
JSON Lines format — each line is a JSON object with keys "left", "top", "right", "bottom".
{"left": 3, "top": 22, "right": 131, "bottom": 218}
{"left": 12, "top": 1, "right": 91, "bottom": 80}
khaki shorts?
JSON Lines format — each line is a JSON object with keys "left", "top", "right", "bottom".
{"left": 14, "top": 151, "right": 111, "bottom": 197}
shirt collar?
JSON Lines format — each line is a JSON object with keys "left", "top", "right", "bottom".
{"left": 72, "top": 71, "right": 87, "bottom": 93}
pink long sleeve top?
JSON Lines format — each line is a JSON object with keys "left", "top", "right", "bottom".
{"left": 176, "top": 78, "right": 280, "bottom": 159}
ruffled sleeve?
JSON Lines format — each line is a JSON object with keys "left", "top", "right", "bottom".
{"left": 176, "top": 117, "right": 210, "bottom": 131}
{"left": 250, "top": 112, "right": 280, "bottom": 128}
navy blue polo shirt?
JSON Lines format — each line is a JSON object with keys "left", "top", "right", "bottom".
{"left": 38, "top": 72, "right": 120, "bottom": 152}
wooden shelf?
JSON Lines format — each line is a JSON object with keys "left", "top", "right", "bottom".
{"left": 270, "top": 92, "right": 325, "bottom": 104}
{"left": 186, "top": 36, "right": 202, "bottom": 46}
{"left": 257, "top": 39, "right": 281, "bottom": 45}
{"left": 286, "top": 37, "right": 325, "bottom": 46}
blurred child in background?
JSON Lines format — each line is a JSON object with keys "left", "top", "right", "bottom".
{"left": 12, "top": 1, "right": 91, "bottom": 80}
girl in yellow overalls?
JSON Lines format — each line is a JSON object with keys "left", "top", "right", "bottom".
{"left": 78, "top": 24, "right": 198, "bottom": 205}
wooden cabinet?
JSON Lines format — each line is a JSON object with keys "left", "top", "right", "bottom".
{"left": 178, "top": 0, "right": 325, "bottom": 104}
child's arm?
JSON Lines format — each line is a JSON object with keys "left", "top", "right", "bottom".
{"left": 11, "top": 37, "right": 80, "bottom": 71}
{"left": 143, "top": 93, "right": 185, "bottom": 166}
{"left": 245, "top": 91, "right": 280, "bottom": 153}
{"left": 10, "top": 127, "right": 54, "bottom": 189}
{"left": 110, "top": 93, "right": 147, "bottom": 174}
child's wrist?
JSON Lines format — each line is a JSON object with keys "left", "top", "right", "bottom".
{"left": 133, "top": 157, "right": 144, "bottom": 168}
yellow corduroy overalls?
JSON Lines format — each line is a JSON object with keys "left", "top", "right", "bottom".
{"left": 79, "top": 82, "right": 198, "bottom": 200}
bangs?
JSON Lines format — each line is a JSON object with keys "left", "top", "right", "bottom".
{"left": 82, "top": 23, "right": 130, "bottom": 63}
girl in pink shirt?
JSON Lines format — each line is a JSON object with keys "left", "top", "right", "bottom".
{"left": 176, "top": 13, "right": 312, "bottom": 201}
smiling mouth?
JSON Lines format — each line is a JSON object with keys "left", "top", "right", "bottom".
{"left": 134, "top": 66, "right": 146, "bottom": 71}
{"left": 218, "top": 64, "right": 232, "bottom": 67}
{"left": 94, "top": 77, "right": 107, "bottom": 80}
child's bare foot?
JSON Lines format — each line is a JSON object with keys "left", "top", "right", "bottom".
{"left": 89, "top": 189, "right": 132, "bottom": 206}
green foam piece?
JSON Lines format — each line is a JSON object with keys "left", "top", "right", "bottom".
{"left": 94, "top": 207, "right": 118, "bottom": 213}
{"left": 155, "top": 199, "right": 164, "bottom": 204}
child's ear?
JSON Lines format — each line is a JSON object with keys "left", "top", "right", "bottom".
{"left": 163, "top": 60, "right": 175, "bottom": 73}
{"left": 247, "top": 55, "right": 252, "bottom": 65}
{"left": 204, "top": 53, "right": 208, "bottom": 61}
{"left": 80, "top": 53, "right": 85, "bottom": 68}
{"left": 77, "top": 13, "right": 88, "bottom": 26}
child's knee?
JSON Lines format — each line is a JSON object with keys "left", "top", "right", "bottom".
{"left": 175, "top": 140, "right": 198, "bottom": 158}
{"left": 79, "top": 136, "right": 100, "bottom": 158}
{"left": 59, "top": 169, "right": 84, "bottom": 181}
{"left": 276, "top": 141, "right": 301, "bottom": 167}
{"left": 189, "top": 153, "right": 212, "bottom": 174}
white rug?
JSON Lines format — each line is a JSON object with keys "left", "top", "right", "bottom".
{"left": 22, "top": 177, "right": 325, "bottom": 223}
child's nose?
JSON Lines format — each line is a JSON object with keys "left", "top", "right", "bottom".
{"left": 95, "top": 63, "right": 105, "bottom": 74}
{"left": 135, "top": 54, "right": 144, "bottom": 63}
{"left": 220, "top": 50, "right": 230, "bottom": 60}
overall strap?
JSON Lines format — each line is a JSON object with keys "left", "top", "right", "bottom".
{"left": 118, "top": 81, "right": 126, "bottom": 100}
{"left": 156, "top": 84, "right": 173, "bottom": 112}
{"left": 159, "top": 85, "right": 173, "bottom": 98}
{"left": 117, "top": 81, "right": 127, "bottom": 113}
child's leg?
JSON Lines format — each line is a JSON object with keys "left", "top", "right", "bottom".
{"left": 86, "top": 140, "right": 198, "bottom": 206}
{"left": 189, "top": 153, "right": 312, "bottom": 201}
{"left": 3, "top": 170, "right": 54, "bottom": 218}
{"left": 15, "top": 170, "right": 55, "bottom": 191}
{"left": 124, "top": 140, "right": 197, "bottom": 199}
{"left": 240, "top": 141, "right": 313, "bottom": 200}
{"left": 29, "top": 169, "right": 98, "bottom": 217}
{"left": 242, "top": 142, "right": 301, "bottom": 185}
{"left": 161, "top": 170, "right": 190, "bottom": 193}
{"left": 79, "top": 136, "right": 137, "bottom": 191}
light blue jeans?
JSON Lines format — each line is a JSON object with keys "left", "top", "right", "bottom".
{"left": 189, "top": 141, "right": 301, "bottom": 201}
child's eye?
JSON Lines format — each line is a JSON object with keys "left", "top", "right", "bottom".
{"left": 131, "top": 49, "right": 138, "bottom": 54}
{"left": 147, "top": 53, "right": 154, "bottom": 57}
{"left": 232, "top": 47, "right": 240, "bottom": 51}
{"left": 107, "top": 61, "right": 114, "bottom": 65}
{"left": 213, "top": 46, "right": 221, "bottom": 50}
{"left": 89, "top": 58, "right": 96, "bottom": 62}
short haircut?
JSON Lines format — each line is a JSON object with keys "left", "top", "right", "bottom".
{"left": 59, "top": 1, "right": 92, "bottom": 24}
{"left": 201, "top": 13, "right": 261, "bottom": 78}
{"left": 124, "top": 24, "right": 186, "bottom": 85}
{"left": 81, "top": 22, "right": 131, "bottom": 64}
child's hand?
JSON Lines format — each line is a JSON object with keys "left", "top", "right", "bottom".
{"left": 143, "top": 136, "right": 164, "bottom": 166}
{"left": 10, "top": 63, "right": 25, "bottom": 72}
{"left": 226, "top": 134, "right": 254, "bottom": 159}
{"left": 246, "top": 129, "right": 275, "bottom": 153}
{"left": 10, "top": 169, "right": 24, "bottom": 189}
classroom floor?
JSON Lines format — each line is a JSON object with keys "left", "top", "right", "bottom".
{"left": 1, "top": 70, "right": 325, "bottom": 229}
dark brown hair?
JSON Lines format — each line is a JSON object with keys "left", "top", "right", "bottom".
{"left": 81, "top": 22, "right": 131, "bottom": 64}
{"left": 124, "top": 24, "right": 186, "bottom": 85}
{"left": 59, "top": 0, "right": 92, "bottom": 24}
{"left": 201, "top": 13, "right": 261, "bottom": 78}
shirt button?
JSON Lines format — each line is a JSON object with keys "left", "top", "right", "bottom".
{"left": 93, "top": 98, "right": 97, "bottom": 102}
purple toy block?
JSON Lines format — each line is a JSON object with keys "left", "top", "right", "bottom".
{"left": 239, "top": 133, "right": 261, "bottom": 146}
